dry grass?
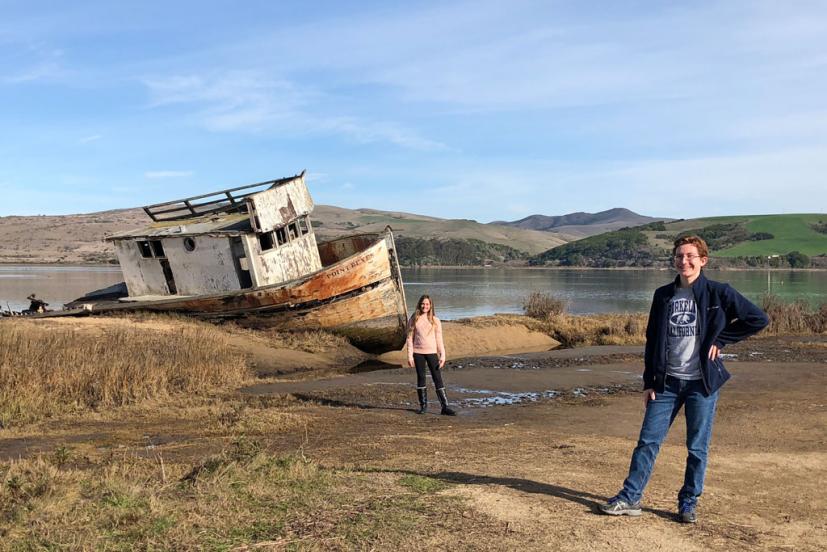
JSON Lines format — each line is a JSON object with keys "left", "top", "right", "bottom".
{"left": 519, "top": 291, "right": 647, "bottom": 348}
{"left": 0, "top": 317, "right": 249, "bottom": 428}
{"left": 518, "top": 292, "right": 827, "bottom": 348}
{"left": 760, "top": 294, "right": 827, "bottom": 335}
{"left": 252, "top": 328, "right": 352, "bottom": 354}
{"left": 0, "top": 442, "right": 493, "bottom": 551}
{"left": 543, "top": 313, "right": 648, "bottom": 348}
{"left": 452, "top": 313, "right": 549, "bottom": 331}
{"left": 457, "top": 311, "right": 647, "bottom": 348}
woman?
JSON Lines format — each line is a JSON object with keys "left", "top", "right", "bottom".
{"left": 600, "top": 235, "right": 768, "bottom": 523}
{"left": 406, "top": 294, "right": 456, "bottom": 416}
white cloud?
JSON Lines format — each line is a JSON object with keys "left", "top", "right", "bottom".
{"left": 142, "top": 71, "right": 448, "bottom": 150}
{"left": 144, "top": 170, "right": 193, "bottom": 179}
{"left": 79, "top": 134, "right": 102, "bottom": 144}
{"left": 2, "top": 43, "right": 68, "bottom": 84}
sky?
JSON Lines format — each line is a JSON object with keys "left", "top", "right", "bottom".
{"left": 1, "top": 0, "right": 826, "bottom": 222}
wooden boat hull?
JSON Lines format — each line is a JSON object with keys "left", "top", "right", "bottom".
{"left": 13, "top": 229, "right": 409, "bottom": 354}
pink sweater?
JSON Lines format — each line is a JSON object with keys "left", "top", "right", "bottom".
{"left": 406, "top": 315, "right": 445, "bottom": 359}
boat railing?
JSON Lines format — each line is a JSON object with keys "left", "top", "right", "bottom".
{"left": 143, "top": 172, "right": 305, "bottom": 222}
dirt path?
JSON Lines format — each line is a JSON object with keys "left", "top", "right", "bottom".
{"left": 239, "top": 337, "right": 827, "bottom": 551}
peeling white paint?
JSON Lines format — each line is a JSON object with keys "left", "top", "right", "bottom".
{"left": 111, "top": 175, "right": 323, "bottom": 298}
{"left": 247, "top": 177, "right": 313, "bottom": 233}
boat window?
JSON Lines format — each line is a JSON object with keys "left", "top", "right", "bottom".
{"left": 275, "top": 227, "right": 287, "bottom": 246}
{"left": 258, "top": 231, "right": 275, "bottom": 251}
{"left": 298, "top": 217, "right": 310, "bottom": 235}
{"left": 137, "top": 241, "right": 153, "bottom": 258}
{"left": 151, "top": 240, "right": 166, "bottom": 258}
{"left": 184, "top": 237, "right": 196, "bottom": 252}
{"left": 288, "top": 222, "right": 299, "bottom": 240}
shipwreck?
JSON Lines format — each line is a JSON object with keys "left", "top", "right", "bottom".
{"left": 7, "top": 171, "right": 408, "bottom": 354}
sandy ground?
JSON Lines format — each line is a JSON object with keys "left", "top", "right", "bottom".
{"left": 1, "top": 321, "right": 825, "bottom": 551}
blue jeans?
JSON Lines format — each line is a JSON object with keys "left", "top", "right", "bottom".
{"left": 617, "top": 376, "right": 719, "bottom": 509}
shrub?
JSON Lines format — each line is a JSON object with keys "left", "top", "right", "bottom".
{"left": 786, "top": 251, "right": 810, "bottom": 268}
{"left": 522, "top": 292, "right": 567, "bottom": 320}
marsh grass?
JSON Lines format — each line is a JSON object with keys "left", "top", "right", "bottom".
{"left": 0, "top": 441, "right": 484, "bottom": 551}
{"left": 543, "top": 313, "right": 648, "bottom": 348}
{"left": 0, "top": 317, "right": 249, "bottom": 427}
{"left": 761, "top": 294, "right": 827, "bottom": 335}
{"left": 519, "top": 291, "right": 647, "bottom": 347}
{"left": 457, "top": 310, "right": 647, "bottom": 348}
{"left": 522, "top": 292, "right": 827, "bottom": 348}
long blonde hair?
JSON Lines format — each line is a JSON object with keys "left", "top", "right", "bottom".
{"left": 409, "top": 294, "right": 436, "bottom": 336}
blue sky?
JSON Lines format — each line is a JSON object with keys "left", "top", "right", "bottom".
{"left": 1, "top": 1, "right": 825, "bottom": 221}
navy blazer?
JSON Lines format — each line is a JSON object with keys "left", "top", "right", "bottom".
{"left": 643, "top": 272, "right": 769, "bottom": 395}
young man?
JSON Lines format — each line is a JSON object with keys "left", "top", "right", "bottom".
{"left": 600, "top": 235, "right": 769, "bottom": 523}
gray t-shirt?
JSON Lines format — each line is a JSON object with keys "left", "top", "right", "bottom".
{"left": 666, "top": 287, "right": 702, "bottom": 380}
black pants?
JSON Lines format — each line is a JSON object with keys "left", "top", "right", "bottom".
{"left": 413, "top": 353, "right": 445, "bottom": 389}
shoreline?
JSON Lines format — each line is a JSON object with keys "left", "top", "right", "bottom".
{"left": 402, "top": 264, "right": 827, "bottom": 272}
{"left": 2, "top": 260, "right": 825, "bottom": 272}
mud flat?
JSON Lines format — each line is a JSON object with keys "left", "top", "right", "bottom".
{"left": 1, "top": 314, "right": 825, "bottom": 550}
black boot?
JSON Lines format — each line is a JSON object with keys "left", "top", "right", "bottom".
{"left": 416, "top": 387, "right": 428, "bottom": 414}
{"left": 436, "top": 387, "right": 456, "bottom": 416}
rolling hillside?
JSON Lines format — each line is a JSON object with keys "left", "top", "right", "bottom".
{"left": 4, "top": 205, "right": 822, "bottom": 268}
{"left": 667, "top": 214, "right": 827, "bottom": 257}
{"left": 311, "top": 205, "right": 571, "bottom": 254}
{"left": 531, "top": 214, "right": 827, "bottom": 268}
{"left": 0, "top": 205, "right": 570, "bottom": 265}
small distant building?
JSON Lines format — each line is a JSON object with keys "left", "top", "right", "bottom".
{"left": 107, "top": 172, "right": 321, "bottom": 298}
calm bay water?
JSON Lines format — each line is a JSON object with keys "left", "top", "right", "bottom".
{"left": 0, "top": 265, "right": 123, "bottom": 312}
{"left": 401, "top": 267, "right": 827, "bottom": 320}
{"left": 1, "top": 264, "right": 825, "bottom": 320}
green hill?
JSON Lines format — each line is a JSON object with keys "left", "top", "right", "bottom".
{"left": 673, "top": 214, "right": 827, "bottom": 257}
{"left": 531, "top": 214, "right": 827, "bottom": 268}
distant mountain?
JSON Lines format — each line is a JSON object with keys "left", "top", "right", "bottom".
{"left": 492, "top": 208, "right": 671, "bottom": 239}
{"left": 311, "top": 205, "right": 570, "bottom": 255}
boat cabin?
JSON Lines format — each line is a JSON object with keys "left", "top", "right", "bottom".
{"left": 107, "top": 172, "right": 322, "bottom": 298}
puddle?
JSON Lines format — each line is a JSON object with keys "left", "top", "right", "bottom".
{"left": 452, "top": 387, "right": 562, "bottom": 407}
{"left": 449, "top": 383, "right": 637, "bottom": 408}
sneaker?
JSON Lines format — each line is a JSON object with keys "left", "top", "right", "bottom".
{"left": 599, "top": 497, "right": 642, "bottom": 516}
{"left": 679, "top": 504, "right": 697, "bottom": 524}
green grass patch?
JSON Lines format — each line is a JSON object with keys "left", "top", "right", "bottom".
{"left": 715, "top": 214, "right": 827, "bottom": 256}
{"left": 399, "top": 474, "right": 449, "bottom": 494}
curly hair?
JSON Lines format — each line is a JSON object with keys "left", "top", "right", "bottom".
{"left": 673, "top": 235, "right": 709, "bottom": 258}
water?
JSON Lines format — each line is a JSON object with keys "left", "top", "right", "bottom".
{"left": 0, "top": 265, "right": 123, "bottom": 312}
{"left": 1, "top": 264, "right": 824, "bottom": 319}
{"left": 401, "top": 267, "right": 827, "bottom": 320}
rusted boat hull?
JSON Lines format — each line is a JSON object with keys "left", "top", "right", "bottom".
{"left": 236, "top": 278, "right": 407, "bottom": 353}
{"left": 21, "top": 230, "right": 408, "bottom": 354}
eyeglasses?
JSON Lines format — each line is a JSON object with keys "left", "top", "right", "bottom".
{"left": 673, "top": 254, "right": 702, "bottom": 261}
